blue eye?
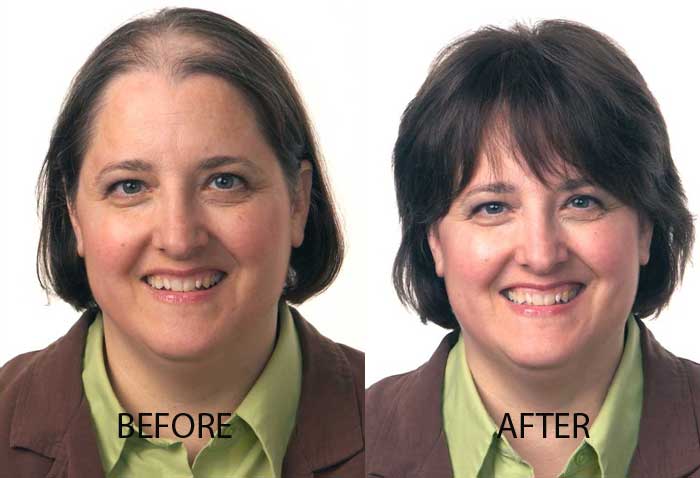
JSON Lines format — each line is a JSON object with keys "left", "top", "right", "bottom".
{"left": 475, "top": 202, "right": 506, "bottom": 215}
{"left": 210, "top": 174, "right": 242, "bottom": 190}
{"left": 111, "top": 180, "right": 143, "bottom": 195}
{"left": 569, "top": 195, "right": 598, "bottom": 209}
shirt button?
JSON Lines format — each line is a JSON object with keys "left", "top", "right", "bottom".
{"left": 574, "top": 449, "right": 590, "bottom": 466}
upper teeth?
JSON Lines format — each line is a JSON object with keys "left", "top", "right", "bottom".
{"left": 146, "top": 272, "right": 224, "bottom": 292}
{"left": 505, "top": 285, "right": 582, "bottom": 305}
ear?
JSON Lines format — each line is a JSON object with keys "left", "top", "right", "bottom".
{"left": 291, "top": 160, "right": 313, "bottom": 248}
{"left": 427, "top": 223, "right": 445, "bottom": 277}
{"left": 638, "top": 214, "right": 653, "bottom": 266}
{"left": 67, "top": 200, "right": 85, "bottom": 258}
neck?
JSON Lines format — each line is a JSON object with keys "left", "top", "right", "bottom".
{"left": 464, "top": 322, "right": 626, "bottom": 475}
{"left": 101, "top": 305, "right": 278, "bottom": 463}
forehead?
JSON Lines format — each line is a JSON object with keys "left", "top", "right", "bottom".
{"left": 85, "top": 70, "right": 266, "bottom": 169}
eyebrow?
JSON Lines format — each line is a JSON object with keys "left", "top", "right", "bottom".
{"left": 461, "top": 182, "right": 515, "bottom": 200}
{"left": 461, "top": 178, "right": 595, "bottom": 200}
{"left": 93, "top": 155, "right": 256, "bottom": 185}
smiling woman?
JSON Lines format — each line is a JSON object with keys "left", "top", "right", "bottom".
{"left": 68, "top": 72, "right": 304, "bottom": 362}
{"left": 367, "top": 20, "right": 697, "bottom": 478}
{"left": 0, "top": 8, "right": 363, "bottom": 478}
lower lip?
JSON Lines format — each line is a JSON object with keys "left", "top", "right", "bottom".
{"left": 143, "top": 279, "right": 224, "bottom": 304}
{"left": 502, "top": 287, "right": 584, "bottom": 318}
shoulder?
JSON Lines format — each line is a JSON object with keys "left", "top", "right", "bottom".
{"left": 337, "top": 342, "right": 365, "bottom": 394}
{"left": 366, "top": 369, "right": 418, "bottom": 424}
{"left": 0, "top": 348, "right": 56, "bottom": 473}
{"left": 0, "top": 349, "right": 43, "bottom": 394}
{"left": 0, "top": 336, "right": 73, "bottom": 413}
{"left": 336, "top": 342, "right": 364, "bottom": 368}
{"left": 283, "top": 307, "right": 365, "bottom": 474}
{"left": 638, "top": 318, "right": 700, "bottom": 408}
{"left": 637, "top": 319, "right": 700, "bottom": 441}
{"left": 367, "top": 331, "right": 457, "bottom": 422}
{"left": 0, "top": 349, "right": 45, "bottom": 434}
{"left": 682, "top": 356, "right": 700, "bottom": 376}
{"left": 334, "top": 343, "right": 365, "bottom": 436}
{"left": 366, "top": 332, "right": 457, "bottom": 455}
{"left": 680, "top": 357, "right": 700, "bottom": 412}
{"left": 0, "top": 312, "right": 93, "bottom": 465}
{"left": 366, "top": 364, "right": 436, "bottom": 454}
{"left": 288, "top": 305, "right": 365, "bottom": 398}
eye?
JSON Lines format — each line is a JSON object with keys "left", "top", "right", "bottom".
{"left": 109, "top": 180, "right": 144, "bottom": 196}
{"left": 473, "top": 202, "right": 508, "bottom": 215}
{"left": 209, "top": 173, "right": 243, "bottom": 190}
{"left": 568, "top": 195, "right": 601, "bottom": 209}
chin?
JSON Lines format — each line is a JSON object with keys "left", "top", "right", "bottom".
{"left": 142, "top": 328, "right": 224, "bottom": 362}
{"left": 497, "top": 332, "right": 583, "bottom": 371}
{"left": 503, "top": 347, "right": 578, "bottom": 371}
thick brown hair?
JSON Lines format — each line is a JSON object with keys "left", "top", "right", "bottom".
{"left": 37, "top": 7, "right": 343, "bottom": 310}
{"left": 393, "top": 20, "right": 695, "bottom": 329}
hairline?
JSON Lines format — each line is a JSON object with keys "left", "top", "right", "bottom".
{"left": 69, "top": 48, "right": 303, "bottom": 205}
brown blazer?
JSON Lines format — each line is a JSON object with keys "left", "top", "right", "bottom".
{"left": 0, "top": 308, "right": 364, "bottom": 478}
{"left": 367, "top": 319, "right": 700, "bottom": 478}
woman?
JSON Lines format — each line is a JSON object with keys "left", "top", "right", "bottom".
{"left": 0, "top": 8, "right": 364, "bottom": 477}
{"left": 367, "top": 20, "right": 697, "bottom": 477}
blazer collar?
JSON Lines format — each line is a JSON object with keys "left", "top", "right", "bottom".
{"left": 283, "top": 308, "right": 364, "bottom": 476}
{"left": 369, "top": 331, "right": 458, "bottom": 478}
{"left": 628, "top": 318, "right": 700, "bottom": 477}
{"left": 372, "top": 319, "right": 700, "bottom": 478}
{"left": 9, "top": 308, "right": 363, "bottom": 478}
{"left": 10, "top": 309, "right": 104, "bottom": 476}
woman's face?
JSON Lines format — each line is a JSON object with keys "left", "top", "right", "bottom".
{"left": 428, "top": 145, "right": 653, "bottom": 371}
{"left": 69, "top": 71, "right": 311, "bottom": 360}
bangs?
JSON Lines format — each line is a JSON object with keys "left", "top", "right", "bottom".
{"left": 445, "top": 25, "right": 654, "bottom": 205}
{"left": 473, "top": 105, "right": 589, "bottom": 189}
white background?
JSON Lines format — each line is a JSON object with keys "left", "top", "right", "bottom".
{"left": 0, "top": 1, "right": 698, "bottom": 385}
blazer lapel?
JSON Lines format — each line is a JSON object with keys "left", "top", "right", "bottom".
{"left": 9, "top": 309, "right": 104, "bottom": 478}
{"left": 282, "top": 309, "right": 364, "bottom": 477}
{"left": 367, "top": 332, "right": 458, "bottom": 478}
{"left": 58, "top": 398, "right": 106, "bottom": 477}
{"left": 628, "top": 319, "right": 700, "bottom": 478}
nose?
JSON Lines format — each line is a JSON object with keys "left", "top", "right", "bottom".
{"left": 514, "top": 213, "right": 569, "bottom": 274}
{"left": 151, "top": 194, "right": 209, "bottom": 260}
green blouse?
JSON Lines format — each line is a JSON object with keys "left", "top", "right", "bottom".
{"left": 82, "top": 303, "right": 302, "bottom": 478}
{"left": 443, "top": 314, "right": 643, "bottom": 478}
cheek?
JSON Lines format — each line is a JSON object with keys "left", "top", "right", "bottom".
{"left": 569, "top": 220, "right": 641, "bottom": 282}
{"left": 441, "top": 226, "right": 510, "bottom": 293}
{"left": 214, "top": 199, "right": 292, "bottom": 268}
{"left": 81, "top": 211, "right": 146, "bottom": 274}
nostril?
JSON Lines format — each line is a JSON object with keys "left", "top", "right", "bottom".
{"left": 515, "top": 242, "right": 569, "bottom": 273}
{"left": 151, "top": 212, "right": 209, "bottom": 254}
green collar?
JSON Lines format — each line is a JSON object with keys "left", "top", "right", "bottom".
{"left": 443, "top": 314, "right": 643, "bottom": 477}
{"left": 82, "top": 303, "right": 302, "bottom": 477}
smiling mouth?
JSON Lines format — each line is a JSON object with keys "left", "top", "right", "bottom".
{"left": 142, "top": 271, "right": 226, "bottom": 292}
{"left": 501, "top": 284, "right": 585, "bottom": 306}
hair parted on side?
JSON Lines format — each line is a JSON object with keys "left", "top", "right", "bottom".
{"left": 37, "top": 7, "right": 343, "bottom": 310}
{"left": 392, "top": 19, "right": 695, "bottom": 329}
